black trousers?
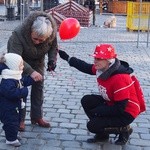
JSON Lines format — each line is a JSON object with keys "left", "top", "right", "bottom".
{"left": 81, "top": 94, "right": 134, "bottom": 134}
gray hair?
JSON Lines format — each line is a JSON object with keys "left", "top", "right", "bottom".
{"left": 31, "top": 16, "right": 53, "bottom": 38}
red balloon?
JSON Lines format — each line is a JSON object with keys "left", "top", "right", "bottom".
{"left": 59, "top": 18, "right": 80, "bottom": 40}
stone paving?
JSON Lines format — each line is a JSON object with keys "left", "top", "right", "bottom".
{"left": 0, "top": 7, "right": 150, "bottom": 150}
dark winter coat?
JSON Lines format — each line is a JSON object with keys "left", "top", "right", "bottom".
{"left": 0, "top": 64, "right": 34, "bottom": 110}
{"left": 7, "top": 11, "right": 58, "bottom": 75}
{"left": 0, "top": 62, "right": 34, "bottom": 141}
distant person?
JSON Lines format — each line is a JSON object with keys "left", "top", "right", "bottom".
{"left": 7, "top": 11, "right": 58, "bottom": 131}
{"left": 17, "top": 0, "right": 30, "bottom": 19}
{"left": 0, "top": 53, "right": 33, "bottom": 147}
{"left": 84, "top": 0, "right": 96, "bottom": 25}
{"left": 104, "top": 15, "right": 117, "bottom": 28}
{"left": 17, "top": 0, "right": 21, "bottom": 18}
{"left": 43, "top": 0, "right": 59, "bottom": 11}
{"left": 59, "top": 44, "right": 146, "bottom": 145}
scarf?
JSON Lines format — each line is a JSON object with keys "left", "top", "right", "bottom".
{"left": 1, "top": 69, "right": 22, "bottom": 80}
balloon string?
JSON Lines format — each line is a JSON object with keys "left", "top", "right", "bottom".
{"left": 50, "top": 70, "right": 54, "bottom": 77}
{"left": 47, "top": 70, "right": 62, "bottom": 77}
{"left": 47, "top": 70, "right": 75, "bottom": 86}
{"left": 67, "top": 77, "right": 75, "bottom": 86}
{"left": 48, "top": 47, "right": 75, "bottom": 85}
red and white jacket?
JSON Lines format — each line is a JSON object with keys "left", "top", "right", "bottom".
{"left": 69, "top": 57, "right": 146, "bottom": 119}
{"left": 93, "top": 70, "right": 144, "bottom": 118}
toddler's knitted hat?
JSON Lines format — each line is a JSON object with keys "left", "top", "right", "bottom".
{"left": 4, "top": 53, "right": 23, "bottom": 71}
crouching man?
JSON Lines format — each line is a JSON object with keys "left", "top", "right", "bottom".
{"left": 59, "top": 43, "right": 146, "bottom": 145}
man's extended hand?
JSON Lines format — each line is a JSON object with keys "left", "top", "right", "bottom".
{"left": 59, "top": 50, "right": 69, "bottom": 61}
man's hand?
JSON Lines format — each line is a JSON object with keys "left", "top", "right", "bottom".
{"left": 59, "top": 50, "right": 69, "bottom": 61}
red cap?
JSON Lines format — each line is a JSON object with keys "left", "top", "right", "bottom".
{"left": 91, "top": 44, "right": 117, "bottom": 59}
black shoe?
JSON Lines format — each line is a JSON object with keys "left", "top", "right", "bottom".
{"left": 87, "top": 134, "right": 109, "bottom": 143}
{"left": 115, "top": 126, "right": 133, "bottom": 145}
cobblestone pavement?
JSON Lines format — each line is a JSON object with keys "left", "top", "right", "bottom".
{"left": 0, "top": 10, "right": 150, "bottom": 150}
